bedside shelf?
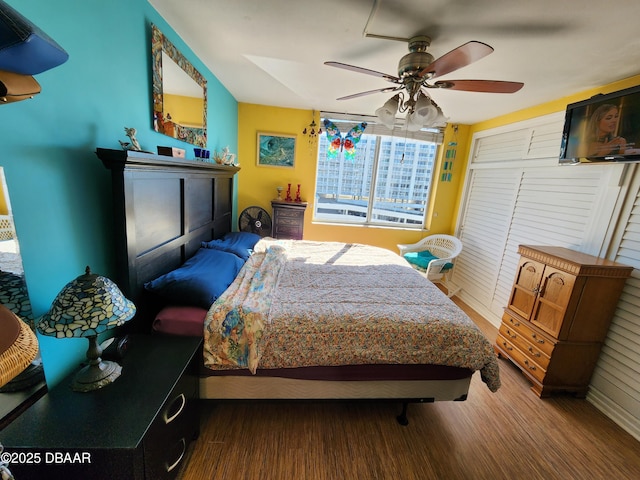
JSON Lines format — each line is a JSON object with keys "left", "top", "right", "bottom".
{"left": 1, "top": 334, "right": 202, "bottom": 480}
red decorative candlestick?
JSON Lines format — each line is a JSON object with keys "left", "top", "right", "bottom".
{"left": 285, "top": 183, "right": 292, "bottom": 202}
{"left": 295, "top": 184, "right": 301, "bottom": 203}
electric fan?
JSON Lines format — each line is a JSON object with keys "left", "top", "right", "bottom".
{"left": 238, "top": 206, "right": 272, "bottom": 237}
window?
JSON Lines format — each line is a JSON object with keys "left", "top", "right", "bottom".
{"left": 314, "top": 124, "right": 439, "bottom": 228}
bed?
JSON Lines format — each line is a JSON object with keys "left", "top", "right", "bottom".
{"left": 98, "top": 148, "right": 499, "bottom": 424}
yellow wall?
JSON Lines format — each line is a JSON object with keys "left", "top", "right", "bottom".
{"left": 164, "top": 93, "right": 204, "bottom": 127}
{"left": 445, "top": 74, "right": 640, "bottom": 229}
{"left": 467, "top": 74, "right": 640, "bottom": 145}
{"left": 238, "top": 103, "right": 468, "bottom": 252}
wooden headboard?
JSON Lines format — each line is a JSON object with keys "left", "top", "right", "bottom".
{"left": 97, "top": 148, "right": 239, "bottom": 330}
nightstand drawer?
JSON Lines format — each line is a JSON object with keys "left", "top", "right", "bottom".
{"left": 144, "top": 356, "right": 199, "bottom": 480}
{"left": 277, "top": 216, "right": 302, "bottom": 226}
{"left": 276, "top": 208, "right": 304, "bottom": 219}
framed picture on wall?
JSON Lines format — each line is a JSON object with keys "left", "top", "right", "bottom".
{"left": 257, "top": 132, "right": 296, "bottom": 168}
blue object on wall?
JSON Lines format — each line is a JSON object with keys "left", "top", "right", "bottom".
{"left": 0, "top": 0, "right": 68, "bottom": 75}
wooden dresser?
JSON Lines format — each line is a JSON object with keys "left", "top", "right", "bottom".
{"left": 1, "top": 335, "right": 202, "bottom": 480}
{"left": 271, "top": 200, "right": 307, "bottom": 240}
{"left": 495, "top": 245, "right": 632, "bottom": 398}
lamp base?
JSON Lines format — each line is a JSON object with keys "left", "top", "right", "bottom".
{"left": 72, "top": 360, "right": 122, "bottom": 392}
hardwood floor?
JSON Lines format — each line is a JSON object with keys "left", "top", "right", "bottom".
{"left": 179, "top": 297, "right": 640, "bottom": 480}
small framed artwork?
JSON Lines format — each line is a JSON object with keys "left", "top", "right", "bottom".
{"left": 257, "top": 132, "right": 296, "bottom": 168}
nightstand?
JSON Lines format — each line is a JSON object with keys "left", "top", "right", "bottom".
{"left": 0, "top": 334, "right": 202, "bottom": 480}
{"left": 271, "top": 200, "right": 307, "bottom": 240}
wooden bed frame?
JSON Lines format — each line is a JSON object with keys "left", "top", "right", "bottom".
{"left": 98, "top": 148, "right": 471, "bottom": 424}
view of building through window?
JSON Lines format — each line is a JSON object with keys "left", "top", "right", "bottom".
{"left": 314, "top": 133, "right": 438, "bottom": 228}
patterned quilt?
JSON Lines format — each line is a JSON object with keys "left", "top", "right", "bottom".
{"left": 204, "top": 240, "right": 500, "bottom": 392}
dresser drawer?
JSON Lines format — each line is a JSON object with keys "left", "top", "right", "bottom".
{"left": 502, "top": 312, "right": 555, "bottom": 357}
{"left": 143, "top": 366, "right": 199, "bottom": 479}
{"left": 499, "top": 323, "right": 551, "bottom": 369}
{"left": 497, "top": 334, "right": 547, "bottom": 384}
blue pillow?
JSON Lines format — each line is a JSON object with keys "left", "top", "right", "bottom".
{"left": 404, "top": 250, "right": 439, "bottom": 269}
{"left": 404, "top": 250, "right": 454, "bottom": 271}
{"left": 144, "top": 248, "right": 244, "bottom": 309}
{"left": 201, "top": 231, "right": 262, "bottom": 261}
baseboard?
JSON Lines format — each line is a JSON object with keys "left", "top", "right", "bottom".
{"left": 587, "top": 386, "right": 640, "bottom": 442}
{"left": 455, "top": 291, "right": 502, "bottom": 329}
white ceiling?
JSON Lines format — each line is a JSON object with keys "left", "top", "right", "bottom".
{"left": 149, "top": 0, "right": 640, "bottom": 125}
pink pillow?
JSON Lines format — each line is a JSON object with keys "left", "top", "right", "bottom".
{"left": 152, "top": 306, "right": 207, "bottom": 336}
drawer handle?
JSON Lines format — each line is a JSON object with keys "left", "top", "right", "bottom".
{"left": 509, "top": 318, "right": 520, "bottom": 327}
{"left": 506, "top": 329, "right": 517, "bottom": 339}
{"left": 166, "top": 438, "right": 186, "bottom": 473}
{"left": 527, "top": 347, "right": 541, "bottom": 358}
{"left": 164, "top": 393, "right": 186, "bottom": 425}
{"left": 524, "top": 360, "right": 537, "bottom": 371}
{"left": 501, "top": 341, "right": 513, "bottom": 351}
{"left": 531, "top": 333, "right": 545, "bottom": 344}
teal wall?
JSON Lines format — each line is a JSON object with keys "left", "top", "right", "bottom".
{"left": 0, "top": 0, "right": 238, "bottom": 386}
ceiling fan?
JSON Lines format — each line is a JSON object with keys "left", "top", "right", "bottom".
{"left": 325, "top": 35, "right": 523, "bottom": 130}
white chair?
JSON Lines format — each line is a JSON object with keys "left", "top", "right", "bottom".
{"left": 397, "top": 234, "right": 463, "bottom": 297}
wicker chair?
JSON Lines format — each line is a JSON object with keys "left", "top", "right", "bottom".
{"left": 397, "top": 234, "right": 463, "bottom": 297}
{"left": 0, "top": 304, "right": 38, "bottom": 389}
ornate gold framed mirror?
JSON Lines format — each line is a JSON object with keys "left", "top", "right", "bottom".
{"left": 151, "top": 24, "right": 207, "bottom": 148}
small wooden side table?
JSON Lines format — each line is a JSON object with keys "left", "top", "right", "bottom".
{"left": 271, "top": 200, "right": 307, "bottom": 240}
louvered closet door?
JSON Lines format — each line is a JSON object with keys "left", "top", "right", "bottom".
{"left": 453, "top": 167, "right": 520, "bottom": 313}
{"left": 454, "top": 164, "right": 615, "bottom": 323}
{"left": 589, "top": 169, "right": 640, "bottom": 439}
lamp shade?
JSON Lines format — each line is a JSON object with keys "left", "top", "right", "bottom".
{"left": 37, "top": 267, "right": 135, "bottom": 392}
{"left": 375, "top": 94, "right": 400, "bottom": 129}
{"left": 413, "top": 94, "right": 438, "bottom": 125}
{"left": 0, "top": 304, "right": 38, "bottom": 388}
{"left": 405, "top": 111, "right": 424, "bottom": 132}
{"left": 37, "top": 266, "right": 135, "bottom": 339}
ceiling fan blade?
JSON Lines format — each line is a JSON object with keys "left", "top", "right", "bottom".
{"left": 325, "top": 61, "right": 401, "bottom": 84}
{"left": 433, "top": 79, "right": 524, "bottom": 93}
{"left": 418, "top": 41, "right": 494, "bottom": 79}
{"left": 337, "top": 86, "right": 402, "bottom": 101}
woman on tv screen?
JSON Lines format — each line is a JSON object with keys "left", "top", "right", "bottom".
{"left": 582, "top": 103, "right": 627, "bottom": 157}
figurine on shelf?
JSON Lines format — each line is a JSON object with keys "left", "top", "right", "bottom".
{"left": 285, "top": 183, "right": 292, "bottom": 202}
{"left": 295, "top": 184, "right": 302, "bottom": 203}
{"left": 119, "top": 127, "right": 142, "bottom": 151}
{"left": 119, "top": 127, "right": 153, "bottom": 153}
{"left": 221, "top": 146, "right": 236, "bottom": 165}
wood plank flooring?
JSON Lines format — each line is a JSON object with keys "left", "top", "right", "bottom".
{"left": 179, "top": 297, "right": 640, "bottom": 480}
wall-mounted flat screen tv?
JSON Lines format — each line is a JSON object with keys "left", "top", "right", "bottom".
{"left": 559, "top": 84, "right": 640, "bottom": 165}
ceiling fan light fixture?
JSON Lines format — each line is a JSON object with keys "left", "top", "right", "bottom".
{"left": 412, "top": 93, "right": 438, "bottom": 125}
{"left": 433, "top": 105, "right": 449, "bottom": 127}
{"left": 405, "top": 111, "right": 423, "bottom": 131}
{"left": 375, "top": 93, "right": 400, "bottom": 129}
